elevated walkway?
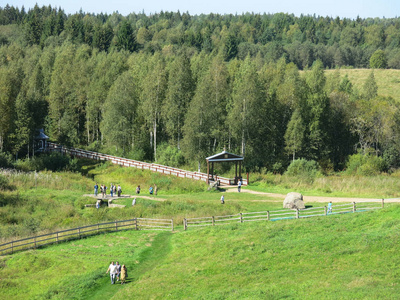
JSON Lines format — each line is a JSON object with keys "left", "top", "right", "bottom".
{"left": 48, "top": 143, "right": 247, "bottom": 186}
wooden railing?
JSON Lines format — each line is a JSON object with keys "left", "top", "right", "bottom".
{"left": 183, "top": 200, "right": 384, "bottom": 230}
{"left": 47, "top": 142, "right": 247, "bottom": 186}
{"left": 0, "top": 217, "right": 173, "bottom": 256}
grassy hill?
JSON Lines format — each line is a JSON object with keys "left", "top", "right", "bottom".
{"left": 1, "top": 204, "right": 400, "bottom": 299}
{"left": 325, "top": 68, "right": 400, "bottom": 102}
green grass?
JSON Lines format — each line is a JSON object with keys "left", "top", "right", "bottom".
{"left": 324, "top": 68, "right": 400, "bottom": 102}
{"left": 1, "top": 205, "right": 400, "bottom": 299}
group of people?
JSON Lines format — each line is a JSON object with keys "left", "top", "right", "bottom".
{"left": 106, "top": 261, "right": 128, "bottom": 285}
{"left": 135, "top": 184, "right": 157, "bottom": 195}
{"left": 94, "top": 183, "right": 122, "bottom": 199}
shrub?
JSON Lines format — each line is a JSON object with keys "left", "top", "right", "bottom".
{"left": 284, "top": 158, "right": 320, "bottom": 177}
{"left": 345, "top": 153, "right": 387, "bottom": 176}
{"left": 15, "top": 153, "right": 72, "bottom": 172}
{"left": 156, "top": 143, "right": 185, "bottom": 167}
{"left": 0, "top": 152, "right": 13, "bottom": 168}
{"left": 370, "top": 49, "right": 387, "bottom": 69}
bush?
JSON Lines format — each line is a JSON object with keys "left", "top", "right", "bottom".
{"left": 345, "top": 153, "right": 387, "bottom": 176}
{"left": 0, "top": 152, "right": 13, "bottom": 168}
{"left": 156, "top": 143, "right": 185, "bottom": 167}
{"left": 285, "top": 159, "right": 320, "bottom": 177}
{"left": 15, "top": 153, "right": 72, "bottom": 172}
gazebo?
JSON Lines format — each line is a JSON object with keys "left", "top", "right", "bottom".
{"left": 205, "top": 151, "right": 244, "bottom": 185}
{"left": 34, "top": 129, "right": 49, "bottom": 152}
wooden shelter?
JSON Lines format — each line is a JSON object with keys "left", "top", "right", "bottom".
{"left": 34, "top": 129, "right": 49, "bottom": 152}
{"left": 205, "top": 151, "right": 244, "bottom": 185}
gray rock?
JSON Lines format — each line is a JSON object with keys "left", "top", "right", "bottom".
{"left": 283, "top": 192, "right": 305, "bottom": 210}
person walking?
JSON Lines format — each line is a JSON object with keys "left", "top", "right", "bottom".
{"left": 327, "top": 201, "right": 332, "bottom": 214}
{"left": 106, "top": 262, "right": 118, "bottom": 284}
{"left": 117, "top": 185, "right": 122, "bottom": 197}
{"left": 136, "top": 185, "right": 140, "bottom": 194}
{"left": 149, "top": 185, "right": 153, "bottom": 195}
{"left": 94, "top": 183, "right": 98, "bottom": 196}
{"left": 220, "top": 194, "right": 225, "bottom": 204}
{"left": 115, "top": 262, "right": 121, "bottom": 281}
{"left": 110, "top": 183, "right": 114, "bottom": 197}
{"left": 238, "top": 179, "right": 242, "bottom": 192}
{"left": 120, "top": 265, "right": 128, "bottom": 284}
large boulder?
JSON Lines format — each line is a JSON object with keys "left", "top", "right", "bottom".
{"left": 283, "top": 192, "right": 305, "bottom": 210}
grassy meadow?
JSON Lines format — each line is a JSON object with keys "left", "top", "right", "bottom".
{"left": 1, "top": 205, "right": 400, "bottom": 299}
{"left": 2, "top": 160, "right": 400, "bottom": 298}
{"left": 324, "top": 68, "right": 400, "bottom": 102}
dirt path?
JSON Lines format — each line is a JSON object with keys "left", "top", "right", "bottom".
{"left": 222, "top": 186, "right": 400, "bottom": 203}
{"left": 83, "top": 194, "right": 167, "bottom": 201}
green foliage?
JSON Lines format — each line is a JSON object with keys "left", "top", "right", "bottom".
{"left": 346, "top": 153, "right": 387, "bottom": 176}
{"left": 285, "top": 158, "right": 320, "bottom": 177}
{"left": 14, "top": 152, "right": 75, "bottom": 172}
{"left": 370, "top": 49, "right": 387, "bottom": 69}
{"left": 156, "top": 143, "right": 185, "bottom": 167}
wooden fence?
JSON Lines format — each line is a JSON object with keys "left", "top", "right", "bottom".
{"left": 0, "top": 217, "right": 173, "bottom": 256}
{"left": 47, "top": 142, "right": 247, "bottom": 186}
{"left": 183, "top": 200, "right": 384, "bottom": 230}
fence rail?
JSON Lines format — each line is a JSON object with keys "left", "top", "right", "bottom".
{"left": 47, "top": 142, "right": 247, "bottom": 186}
{"left": 183, "top": 200, "right": 385, "bottom": 230}
{"left": 0, "top": 217, "right": 173, "bottom": 256}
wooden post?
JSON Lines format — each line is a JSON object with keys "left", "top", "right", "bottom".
{"left": 206, "top": 160, "right": 209, "bottom": 184}
{"left": 296, "top": 209, "right": 299, "bottom": 219}
{"left": 135, "top": 218, "right": 138, "bottom": 230}
{"left": 11, "top": 241, "right": 13, "bottom": 254}
{"left": 353, "top": 202, "right": 356, "bottom": 213}
{"left": 382, "top": 199, "right": 384, "bottom": 208}
{"left": 97, "top": 224, "right": 99, "bottom": 233}
{"left": 56, "top": 232, "right": 59, "bottom": 244}
{"left": 267, "top": 211, "right": 270, "bottom": 221}
{"left": 171, "top": 219, "right": 174, "bottom": 232}
{"left": 212, "top": 216, "right": 215, "bottom": 226}
{"left": 115, "top": 220, "right": 118, "bottom": 231}
{"left": 78, "top": 227, "right": 81, "bottom": 239}
{"left": 240, "top": 213, "right": 243, "bottom": 223}
{"left": 183, "top": 218, "right": 187, "bottom": 231}
{"left": 324, "top": 206, "right": 327, "bottom": 216}
{"left": 247, "top": 172, "right": 249, "bottom": 185}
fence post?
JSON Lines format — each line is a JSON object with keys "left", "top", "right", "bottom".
{"left": 97, "top": 224, "right": 99, "bottom": 233}
{"left": 34, "top": 236, "right": 37, "bottom": 248}
{"left": 183, "top": 218, "right": 187, "bottom": 231}
{"left": 11, "top": 241, "right": 13, "bottom": 254}
{"left": 382, "top": 199, "right": 384, "bottom": 208}
{"left": 171, "top": 219, "right": 174, "bottom": 232}
{"left": 212, "top": 216, "right": 215, "bottom": 226}
{"left": 267, "top": 211, "right": 270, "bottom": 221}
{"left": 296, "top": 209, "right": 299, "bottom": 219}
{"left": 56, "top": 232, "right": 59, "bottom": 244}
{"left": 240, "top": 213, "right": 243, "bottom": 223}
{"left": 353, "top": 202, "right": 356, "bottom": 213}
{"left": 115, "top": 220, "right": 118, "bottom": 231}
{"left": 78, "top": 227, "right": 81, "bottom": 239}
{"left": 324, "top": 206, "right": 327, "bottom": 216}
{"left": 135, "top": 218, "right": 138, "bottom": 230}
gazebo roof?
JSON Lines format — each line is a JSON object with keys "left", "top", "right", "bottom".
{"left": 34, "top": 129, "right": 49, "bottom": 140}
{"left": 206, "top": 151, "right": 244, "bottom": 162}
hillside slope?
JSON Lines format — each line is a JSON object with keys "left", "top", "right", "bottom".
{"left": 325, "top": 68, "right": 400, "bottom": 102}
{"left": 1, "top": 205, "right": 400, "bottom": 299}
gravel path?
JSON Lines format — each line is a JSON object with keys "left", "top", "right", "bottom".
{"left": 222, "top": 186, "right": 398, "bottom": 203}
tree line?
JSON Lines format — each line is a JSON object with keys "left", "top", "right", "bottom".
{"left": 1, "top": 4, "right": 400, "bottom": 69}
{"left": 1, "top": 5, "right": 400, "bottom": 173}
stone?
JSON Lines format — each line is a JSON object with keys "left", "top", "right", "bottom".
{"left": 283, "top": 192, "right": 305, "bottom": 210}
{"left": 207, "top": 180, "right": 218, "bottom": 191}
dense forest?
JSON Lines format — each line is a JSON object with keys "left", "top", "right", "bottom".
{"left": 1, "top": 4, "right": 400, "bottom": 173}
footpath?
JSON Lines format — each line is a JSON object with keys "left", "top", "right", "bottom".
{"left": 222, "top": 186, "right": 400, "bottom": 203}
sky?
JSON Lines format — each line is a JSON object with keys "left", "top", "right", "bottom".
{"left": 4, "top": 0, "right": 400, "bottom": 19}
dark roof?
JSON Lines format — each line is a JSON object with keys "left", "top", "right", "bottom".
{"left": 206, "top": 151, "right": 244, "bottom": 162}
{"left": 34, "top": 129, "right": 49, "bottom": 140}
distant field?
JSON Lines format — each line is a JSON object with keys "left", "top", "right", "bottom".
{"left": 325, "top": 68, "right": 400, "bottom": 101}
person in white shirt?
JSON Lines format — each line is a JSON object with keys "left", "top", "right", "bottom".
{"left": 106, "top": 262, "right": 118, "bottom": 284}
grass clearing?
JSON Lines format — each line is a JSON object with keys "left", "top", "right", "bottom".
{"left": 1, "top": 205, "right": 400, "bottom": 299}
